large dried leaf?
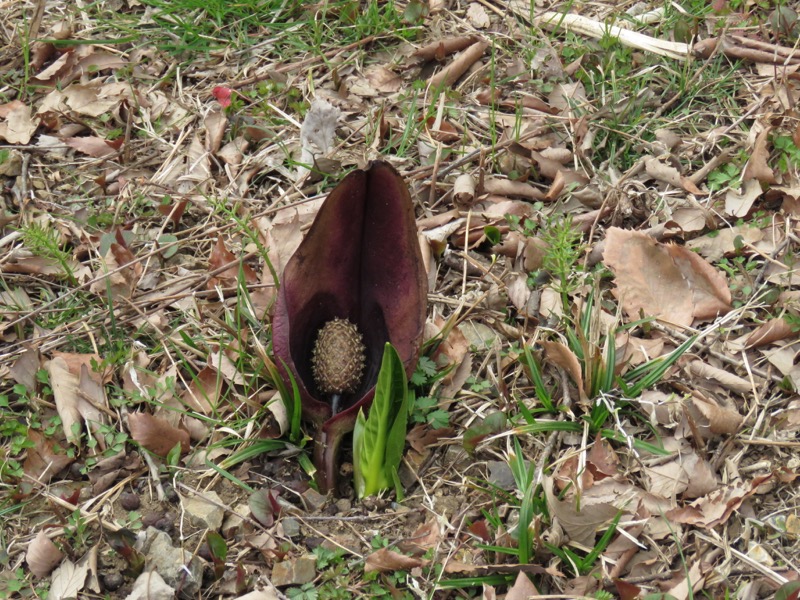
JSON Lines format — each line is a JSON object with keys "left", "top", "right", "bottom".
{"left": 543, "top": 477, "right": 619, "bottom": 547}
{"left": 603, "top": 228, "right": 730, "bottom": 326}
{"left": 127, "top": 413, "right": 189, "bottom": 457}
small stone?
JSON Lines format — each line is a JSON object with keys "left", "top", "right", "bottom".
{"left": 142, "top": 527, "right": 203, "bottom": 597}
{"left": 142, "top": 512, "right": 162, "bottom": 527}
{"left": 182, "top": 490, "right": 224, "bottom": 531}
{"left": 281, "top": 517, "right": 301, "bottom": 538}
{"left": 335, "top": 498, "right": 351, "bottom": 513}
{"left": 301, "top": 488, "right": 328, "bottom": 512}
{"left": 103, "top": 572, "right": 124, "bottom": 591}
{"left": 120, "top": 492, "right": 141, "bottom": 511}
{"left": 270, "top": 555, "right": 316, "bottom": 587}
{"left": 222, "top": 504, "right": 250, "bottom": 538}
{"left": 127, "top": 569, "right": 175, "bottom": 600}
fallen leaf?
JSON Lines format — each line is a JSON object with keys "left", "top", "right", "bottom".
{"left": 364, "top": 547, "right": 426, "bottom": 573}
{"left": 689, "top": 392, "right": 744, "bottom": 434}
{"left": 365, "top": 65, "right": 403, "bottom": 93}
{"left": 544, "top": 476, "right": 619, "bottom": 547}
{"left": 47, "top": 357, "right": 83, "bottom": 445}
{"left": 540, "top": 340, "right": 584, "bottom": 393}
{"left": 603, "top": 228, "right": 731, "bottom": 326}
{"left": 743, "top": 127, "right": 777, "bottom": 184}
{"left": 506, "top": 571, "right": 540, "bottom": 600}
{"left": 466, "top": 2, "right": 491, "bottom": 28}
{"left": 685, "top": 225, "right": 763, "bottom": 261}
{"left": 665, "top": 474, "right": 770, "bottom": 528}
{"left": 207, "top": 236, "right": 258, "bottom": 289}
{"left": 64, "top": 136, "right": 123, "bottom": 157}
{"left": 0, "top": 101, "right": 38, "bottom": 144}
{"left": 397, "top": 519, "right": 441, "bottom": 556}
{"left": 687, "top": 360, "right": 751, "bottom": 394}
{"left": 127, "top": 413, "right": 190, "bottom": 457}
{"left": 725, "top": 179, "right": 762, "bottom": 218}
{"left": 50, "top": 558, "right": 89, "bottom": 600}
{"left": 746, "top": 318, "right": 795, "bottom": 348}
{"left": 664, "top": 244, "right": 732, "bottom": 320}
{"left": 23, "top": 430, "right": 74, "bottom": 482}
{"left": 27, "top": 531, "right": 64, "bottom": 577}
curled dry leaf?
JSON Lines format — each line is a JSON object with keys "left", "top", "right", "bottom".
{"left": 665, "top": 474, "right": 771, "bottom": 528}
{"left": 429, "top": 39, "right": 489, "bottom": 88}
{"left": 64, "top": 136, "right": 123, "bottom": 157}
{"left": 540, "top": 340, "right": 584, "bottom": 397}
{"left": 27, "top": 531, "right": 64, "bottom": 577}
{"left": 687, "top": 360, "right": 752, "bottom": 394}
{"left": 127, "top": 412, "right": 190, "bottom": 457}
{"left": 745, "top": 318, "right": 795, "bottom": 348}
{"left": 742, "top": 127, "right": 777, "bottom": 184}
{"left": 364, "top": 547, "right": 426, "bottom": 574}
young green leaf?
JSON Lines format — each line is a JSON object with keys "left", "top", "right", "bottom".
{"left": 353, "top": 343, "right": 410, "bottom": 498}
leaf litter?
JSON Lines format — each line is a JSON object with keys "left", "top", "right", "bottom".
{"left": 1, "top": 0, "right": 800, "bottom": 598}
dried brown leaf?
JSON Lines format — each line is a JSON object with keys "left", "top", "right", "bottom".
{"left": 50, "top": 558, "right": 89, "bottom": 600}
{"left": 397, "top": 519, "right": 441, "bottom": 556}
{"left": 466, "top": 2, "right": 491, "bottom": 28}
{"left": 664, "top": 244, "right": 731, "bottom": 320}
{"left": 506, "top": 571, "right": 541, "bottom": 599}
{"left": 0, "top": 101, "right": 37, "bottom": 144}
{"left": 64, "top": 136, "right": 123, "bottom": 157}
{"left": 24, "top": 430, "right": 74, "bottom": 482}
{"left": 603, "top": 228, "right": 694, "bottom": 326}
{"left": 540, "top": 340, "right": 584, "bottom": 393}
{"left": 743, "top": 127, "right": 777, "bottom": 184}
{"left": 207, "top": 236, "right": 258, "bottom": 288}
{"left": 685, "top": 225, "right": 763, "bottom": 261}
{"left": 365, "top": 65, "right": 402, "bottom": 93}
{"left": 47, "top": 357, "right": 82, "bottom": 445}
{"left": 746, "top": 318, "right": 795, "bottom": 348}
{"left": 27, "top": 531, "right": 64, "bottom": 577}
{"left": 689, "top": 392, "right": 744, "bottom": 434}
{"left": 364, "top": 548, "right": 426, "bottom": 574}
{"left": 665, "top": 475, "right": 770, "bottom": 528}
{"left": 544, "top": 477, "right": 619, "bottom": 547}
{"left": 687, "top": 360, "right": 751, "bottom": 394}
{"left": 725, "top": 179, "right": 762, "bottom": 218}
{"left": 127, "top": 413, "right": 190, "bottom": 457}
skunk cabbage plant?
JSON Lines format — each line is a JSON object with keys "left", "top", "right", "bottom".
{"left": 272, "top": 161, "right": 427, "bottom": 493}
